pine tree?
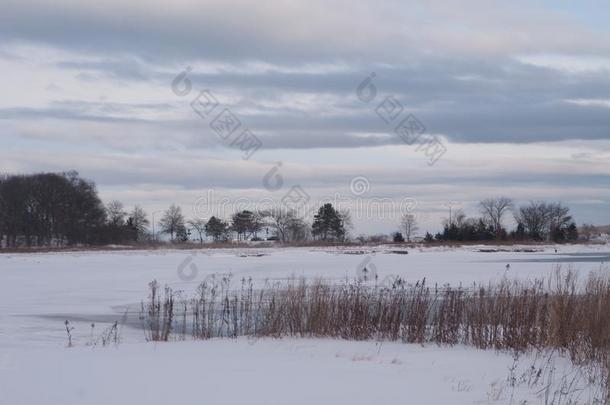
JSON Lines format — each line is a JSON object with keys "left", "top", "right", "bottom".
{"left": 311, "top": 203, "right": 344, "bottom": 241}
{"left": 205, "top": 216, "right": 229, "bottom": 242}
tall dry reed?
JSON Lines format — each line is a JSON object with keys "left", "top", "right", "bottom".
{"left": 142, "top": 269, "right": 609, "bottom": 399}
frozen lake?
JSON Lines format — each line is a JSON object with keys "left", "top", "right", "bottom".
{"left": 0, "top": 244, "right": 607, "bottom": 405}
{"left": 1, "top": 244, "right": 608, "bottom": 349}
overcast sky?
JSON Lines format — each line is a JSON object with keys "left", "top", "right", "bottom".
{"left": 1, "top": 0, "right": 609, "bottom": 234}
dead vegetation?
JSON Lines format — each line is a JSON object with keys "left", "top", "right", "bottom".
{"left": 142, "top": 268, "right": 609, "bottom": 402}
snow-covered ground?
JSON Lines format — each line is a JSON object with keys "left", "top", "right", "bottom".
{"left": 0, "top": 244, "right": 608, "bottom": 404}
{"left": 0, "top": 339, "right": 585, "bottom": 405}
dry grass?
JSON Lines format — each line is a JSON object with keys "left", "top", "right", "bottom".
{"left": 142, "top": 269, "right": 609, "bottom": 401}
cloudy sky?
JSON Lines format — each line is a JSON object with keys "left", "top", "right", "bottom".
{"left": 1, "top": 0, "right": 609, "bottom": 234}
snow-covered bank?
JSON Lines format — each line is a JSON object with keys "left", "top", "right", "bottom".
{"left": 0, "top": 338, "right": 584, "bottom": 405}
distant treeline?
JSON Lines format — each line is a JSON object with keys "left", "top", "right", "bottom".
{"left": 0, "top": 172, "right": 344, "bottom": 248}
{"left": 424, "top": 199, "right": 579, "bottom": 243}
{"left": 0, "top": 172, "right": 585, "bottom": 248}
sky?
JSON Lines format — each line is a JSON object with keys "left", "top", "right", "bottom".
{"left": 1, "top": 0, "right": 609, "bottom": 235}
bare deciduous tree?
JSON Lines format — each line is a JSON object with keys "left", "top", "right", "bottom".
{"left": 262, "top": 209, "right": 308, "bottom": 243}
{"left": 106, "top": 200, "right": 127, "bottom": 227}
{"left": 159, "top": 204, "right": 186, "bottom": 241}
{"left": 514, "top": 201, "right": 548, "bottom": 240}
{"left": 443, "top": 209, "right": 466, "bottom": 228}
{"left": 338, "top": 209, "right": 353, "bottom": 241}
{"left": 514, "top": 201, "right": 574, "bottom": 241}
{"left": 479, "top": 197, "right": 513, "bottom": 236}
{"left": 188, "top": 218, "right": 207, "bottom": 243}
{"left": 129, "top": 205, "right": 149, "bottom": 241}
{"left": 546, "top": 202, "right": 572, "bottom": 232}
{"left": 262, "top": 209, "right": 288, "bottom": 242}
{"left": 401, "top": 213, "right": 419, "bottom": 242}
{"left": 285, "top": 215, "right": 309, "bottom": 242}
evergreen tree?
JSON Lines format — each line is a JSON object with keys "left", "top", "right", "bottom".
{"left": 231, "top": 210, "right": 262, "bottom": 240}
{"left": 176, "top": 223, "right": 189, "bottom": 242}
{"left": 205, "top": 216, "right": 229, "bottom": 242}
{"left": 311, "top": 203, "right": 344, "bottom": 241}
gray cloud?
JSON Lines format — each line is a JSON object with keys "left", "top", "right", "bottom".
{"left": 1, "top": 1, "right": 608, "bottom": 148}
{"left": 2, "top": 0, "right": 610, "bottom": 63}
{"left": 1, "top": 0, "right": 610, "bottom": 231}
{"left": 4, "top": 57, "right": 610, "bottom": 148}
{"left": 57, "top": 59, "right": 151, "bottom": 81}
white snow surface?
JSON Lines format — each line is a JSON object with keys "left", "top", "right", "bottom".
{"left": 0, "top": 339, "right": 581, "bottom": 405}
{"left": 0, "top": 244, "right": 608, "bottom": 404}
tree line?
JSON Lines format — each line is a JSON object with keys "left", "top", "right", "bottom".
{"left": 418, "top": 197, "right": 579, "bottom": 243}
{"left": 0, "top": 173, "right": 585, "bottom": 248}
{"left": 0, "top": 172, "right": 351, "bottom": 247}
{"left": 150, "top": 202, "right": 349, "bottom": 244}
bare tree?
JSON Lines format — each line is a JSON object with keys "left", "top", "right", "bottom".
{"left": 106, "top": 200, "right": 127, "bottom": 227}
{"left": 514, "top": 201, "right": 549, "bottom": 240}
{"left": 453, "top": 209, "right": 467, "bottom": 227}
{"left": 263, "top": 209, "right": 290, "bottom": 242}
{"left": 286, "top": 217, "right": 309, "bottom": 242}
{"left": 401, "top": 214, "right": 419, "bottom": 242}
{"left": 546, "top": 202, "right": 572, "bottom": 231}
{"left": 546, "top": 202, "right": 573, "bottom": 241}
{"left": 514, "top": 201, "right": 575, "bottom": 241}
{"left": 443, "top": 209, "right": 466, "bottom": 228}
{"left": 129, "top": 205, "right": 149, "bottom": 241}
{"left": 188, "top": 218, "right": 207, "bottom": 243}
{"left": 159, "top": 204, "right": 186, "bottom": 241}
{"left": 479, "top": 197, "right": 513, "bottom": 236}
{"left": 250, "top": 211, "right": 264, "bottom": 239}
{"left": 263, "top": 208, "right": 309, "bottom": 243}
{"left": 338, "top": 209, "right": 353, "bottom": 241}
